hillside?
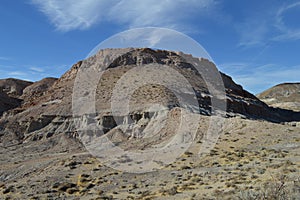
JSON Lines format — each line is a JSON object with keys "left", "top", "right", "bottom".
{"left": 257, "top": 83, "right": 300, "bottom": 111}
{"left": 0, "top": 78, "right": 32, "bottom": 98}
{"left": 0, "top": 48, "right": 299, "bottom": 199}
{"left": 0, "top": 78, "right": 32, "bottom": 115}
{"left": 1, "top": 49, "right": 299, "bottom": 144}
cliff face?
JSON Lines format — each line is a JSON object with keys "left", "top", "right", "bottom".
{"left": 0, "top": 48, "right": 299, "bottom": 146}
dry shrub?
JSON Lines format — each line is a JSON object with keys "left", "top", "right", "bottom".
{"left": 238, "top": 175, "right": 300, "bottom": 200}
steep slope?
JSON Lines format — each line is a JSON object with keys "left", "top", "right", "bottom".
{"left": 257, "top": 83, "right": 300, "bottom": 111}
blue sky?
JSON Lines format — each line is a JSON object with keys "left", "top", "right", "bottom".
{"left": 0, "top": 0, "right": 300, "bottom": 94}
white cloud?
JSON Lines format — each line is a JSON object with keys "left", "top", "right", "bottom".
{"left": 31, "top": 0, "right": 111, "bottom": 31}
{"left": 31, "top": 0, "right": 217, "bottom": 32}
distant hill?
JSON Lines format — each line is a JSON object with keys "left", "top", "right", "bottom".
{"left": 0, "top": 78, "right": 32, "bottom": 115}
{"left": 21, "top": 77, "right": 58, "bottom": 104}
{"left": 0, "top": 77, "right": 57, "bottom": 116}
{"left": 257, "top": 83, "right": 300, "bottom": 111}
{"left": 0, "top": 78, "right": 32, "bottom": 98}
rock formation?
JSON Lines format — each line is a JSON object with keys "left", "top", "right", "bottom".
{"left": 1, "top": 48, "right": 300, "bottom": 199}
{"left": 0, "top": 48, "right": 299, "bottom": 146}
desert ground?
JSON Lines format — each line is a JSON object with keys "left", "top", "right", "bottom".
{"left": 1, "top": 116, "right": 299, "bottom": 199}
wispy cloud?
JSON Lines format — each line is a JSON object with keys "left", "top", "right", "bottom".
{"left": 31, "top": 0, "right": 217, "bottom": 32}
{"left": 219, "top": 62, "right": 300, "bottom": 94}
{"left": 0, "top": 68, "right": 33, "bottom": 81}
{"left": 236, "top": 19, "right": 270, "bottom": 47}
{"left": 7, "top": 71, "right": 28, "bottom": 77}
{"left": 0, "top": 64, "right": 69, "bottom": 81}
{"left": 108, "top": 0, "right": 216, "bottom": 28}
{"left": 236, "top": 1, "right": 300, "bottom": 47}
{"left": 273, "top": 1, "right": 300, "bottom": 41}
{"left": 29, "top": 67, "right": 44, "bottom": 73}
{"left": 0, "top": 56, "right": 11, "bottom": 61}
{"left": 31, "top": 0, "right": 112, "bottom": 31}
